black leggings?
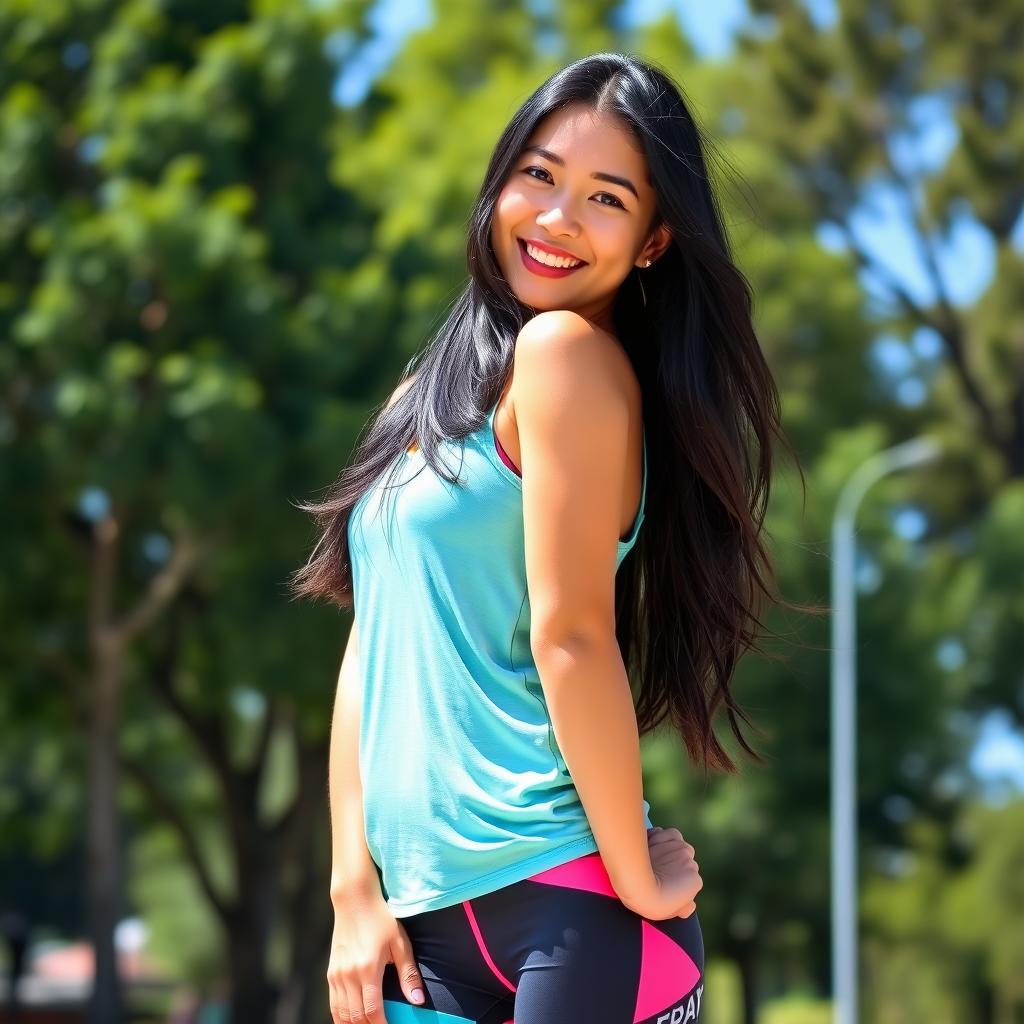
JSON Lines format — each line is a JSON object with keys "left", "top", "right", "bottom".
{"left": 380, "top": 849, "right": 705, "bottom": 1023}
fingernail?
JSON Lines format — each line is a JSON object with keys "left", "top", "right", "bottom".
{"left": 412, "top": 988, "right": 425, "bottom": 1004}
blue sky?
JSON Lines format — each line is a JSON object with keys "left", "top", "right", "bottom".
{"left": 332, "top": 0, "right": 1024, "bottom": 797}
{"left": 334, "top": 0, "right": 751, "bottom": 106}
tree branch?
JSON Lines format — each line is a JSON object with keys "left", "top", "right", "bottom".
{"left": 1009, "top": 383, "right": 1024, "bottom": 477}
{"left": 113, "top": 530, "right": 201, "bottom": 646}
{"left": 248, "top": 697, "right": 279, "bottom": 786}
{"left": 89, "top": 512, "right": 120, "bottom": 659}
{"left": 148, "top": 622, "right": 234, "bottom": 788}
{"left": 271, "top": 721, "right": 328, "bottom": 861}
{"left": 876, "top": 135, "right": 1001, "bottom": 447}
{"left": 834, "top": 218, "right": 931, "bottom": 322}
{"left": 118, "top": 752, "right": 234, "bottom": 925}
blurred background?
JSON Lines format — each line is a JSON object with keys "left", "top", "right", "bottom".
{"left": 1, "top": 0, "right": 1022, "bottom": 1021}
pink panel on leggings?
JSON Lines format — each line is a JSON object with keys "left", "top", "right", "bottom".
{"left": 462, "top": 900, "right": 517, "bottom": 993}
{"left": 633, "top": 920, "right": 701, "bottom": 1023}
{"left": 526, "top": 852, "right": 618, "bottom": 898}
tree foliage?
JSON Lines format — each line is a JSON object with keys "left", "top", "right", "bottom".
{"left": 2, "top": 0, "right": 1021, "bottom": 1021}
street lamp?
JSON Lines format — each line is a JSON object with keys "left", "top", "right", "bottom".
{"left": 830, "top": 435, "right": 942, "bottom": 1024}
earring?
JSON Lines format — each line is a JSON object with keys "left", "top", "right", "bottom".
{"left": 645, "top": 259, "right": 652, "bottom": 267}
{"left": 637, "top": 267, "right": 648, "bottom": 308}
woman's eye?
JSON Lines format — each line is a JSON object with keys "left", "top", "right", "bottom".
{"left": 520, "top": 166, "right": 625, "bottom": 209}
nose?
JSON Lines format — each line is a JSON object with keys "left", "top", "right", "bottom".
{"left": 536, "top": 203, "right": 581, "bottom": 238}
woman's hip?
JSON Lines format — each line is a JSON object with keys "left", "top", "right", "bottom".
{"left": 384, "top": 849, "right": 705, "bottom": 1023}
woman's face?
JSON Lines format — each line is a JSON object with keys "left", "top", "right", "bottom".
{"left": 490, "top": 103, "right": 671, "bottom": 332}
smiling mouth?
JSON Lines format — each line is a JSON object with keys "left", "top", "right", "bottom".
{"left": 516, "top": 238, "right": 588, "bottom": 276}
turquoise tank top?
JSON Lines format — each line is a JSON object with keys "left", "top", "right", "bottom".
{"left": 347, "top": 398, "right": 650, "bottom": 918}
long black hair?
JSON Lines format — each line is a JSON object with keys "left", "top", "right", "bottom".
{"left": 291, "top": 52, "right": 811, "bottom": 777}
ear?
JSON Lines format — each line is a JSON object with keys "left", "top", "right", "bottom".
{"left": 636, "top": 222, "right": 672, "bottom": 267}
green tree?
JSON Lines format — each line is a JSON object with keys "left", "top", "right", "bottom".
{"left": 862, "top": 797, "right": 1024, "bottom": 1022}
{"left": 666, "top": 3, "right": 1024, "bottom": 1018}
{"left": 1, "top": 0, "right": 379, "bottom": 1020}
{"left": 4, "top": 1, "right": 1020, "bottom": 1022}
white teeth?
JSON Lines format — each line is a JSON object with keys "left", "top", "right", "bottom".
{"left": 525, "top": 242, "right": 582, "bottom": 268}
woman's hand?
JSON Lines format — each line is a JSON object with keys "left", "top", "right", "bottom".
{"left": 626, "top": 826, "right": 703, "bottom": 922}
{"left": 328, "top": 888, "right": 426, "bottom": 1024}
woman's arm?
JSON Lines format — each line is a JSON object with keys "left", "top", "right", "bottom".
{"left": 514, "top": 311, "right": 659, "bottom": 915}
{"left": 325, "top": 615, "right": 430, "bottom": 1016}
{"left": 328, "top": 376, "right": 416, "bottom": 907}
{"left": 328, "top": 618, "right": 382, "bottom": 906}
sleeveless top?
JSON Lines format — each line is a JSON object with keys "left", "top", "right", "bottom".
{"left": 492, "top": 421, "right": 521, "bottom": 475}
{"left": 346, "top": 398, "right": 650, "bottom": 918}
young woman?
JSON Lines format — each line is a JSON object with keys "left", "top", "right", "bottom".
{"left": 294, "top": 52, "right": 797, "bottom": 1024}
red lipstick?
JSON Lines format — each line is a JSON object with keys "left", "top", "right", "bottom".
{"left": 517, "top": 238, "right": 587, "bottom": 279}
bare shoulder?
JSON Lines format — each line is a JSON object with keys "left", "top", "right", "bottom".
{"left": 516, "top": 310, "right": 619, "bottom": 361}
{"left": 513, "top": 311, "right": 634, "bottom": 407}
{"left": 383, "top": 373, "right": 417, "bottom": 411}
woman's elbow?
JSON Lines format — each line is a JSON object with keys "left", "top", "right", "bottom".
{"left": 529, "top": 608, "right": 617, "bottom": 665}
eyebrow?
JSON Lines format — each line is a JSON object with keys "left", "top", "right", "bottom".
{"left": 521, "top": 145, "right": 640, "bottom": 201}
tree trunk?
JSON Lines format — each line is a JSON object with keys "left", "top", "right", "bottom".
{"left": 277, "top": 784, "right": 333, "bottom": 1024}
{"left": 222, "top": 783, "right": 283, "bottom": 1024}
{"left": 86, "top": 647, "right": 125, "bottom": 1024}
{"left": 734, "top": 940, "right": 759, "bottom": 1024}
{"left": 83, "top": 515, "right": 196, "bottom": 1024}
{"left": 225, "top": 895, "right": 278, "bottom": 1024}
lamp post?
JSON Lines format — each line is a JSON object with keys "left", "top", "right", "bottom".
{"left": 830, "top": 435, "right": 941, "bottom": 1024}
